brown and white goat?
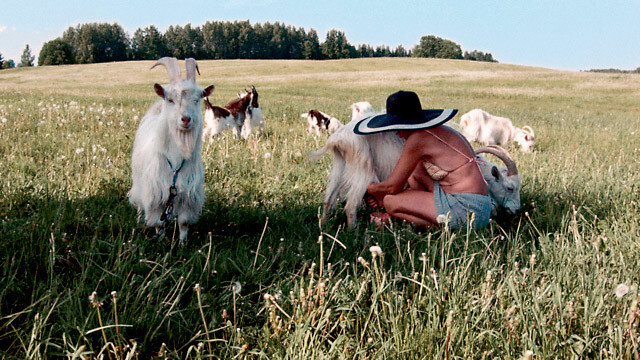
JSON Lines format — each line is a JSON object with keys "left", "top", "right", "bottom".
{"left": 301, "top": 110, "right": 343, "bottom": 136}
{"left": 239, "top": 86, "right": 264, "bottom": 139}
{"left": 459, "top": 109, "right": 535, "bottom": 152}
{"left": 203, "top": 91, "right": 252, "bottom": 141}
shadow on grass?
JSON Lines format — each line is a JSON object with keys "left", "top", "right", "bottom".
{"left": 0, "top": 175, "right": 626, "bottom": 356}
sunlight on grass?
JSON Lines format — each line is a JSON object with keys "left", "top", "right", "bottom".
{"left": 0, "top": 58, "right": 639, "bottom": 358}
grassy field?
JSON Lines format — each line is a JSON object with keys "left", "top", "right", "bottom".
{"left": 0, "top": 58, "right": 639, "bottom": 359}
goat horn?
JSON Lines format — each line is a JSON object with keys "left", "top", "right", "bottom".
{"left": 151, "top": 57, "right": 181, "bottom": 85}
{"left": 522, "top": 125, "right": 535, "bottom": 136}
{"left": 475, "top": 146, "right": 518, "bottom": 176}
{"left": 185, "top": 58, "right": 199, "bottom": 83}
{"left": 487, "top": 144, "right": 514, "bottom": 159}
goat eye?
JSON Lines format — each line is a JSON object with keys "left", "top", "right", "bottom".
{"left": 167, "top": 99, "right": 175, "bottom": 104}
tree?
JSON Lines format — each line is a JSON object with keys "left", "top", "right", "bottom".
{"left": 321, "top": 29, "right": 356, "bottom": 59}
{"left": 131, "top": 26, "right": 167, "bottom": 60}
{"left": 18, "top": 44, "right": 35, "bottom": 67}
{"left": 412, "top": 35, "right": 462, "bottom": 59}
{"left": 38, "top": 39, "right": 74, "bottom": 66}
{"left": 302, "top": 29, "right": 321, "bottom": 60}
{"left": 463, "top": 50, "right": 497, "bottom": 63}
{"left": 62, "top": 23, "right": 129, "bottom": 64}
{"left": 2, "top": 59, "right": 15, "bottom": 69}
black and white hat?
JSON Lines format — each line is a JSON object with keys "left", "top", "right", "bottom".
{"left": 353, "top": 91, "right": 457, "bottom": 135}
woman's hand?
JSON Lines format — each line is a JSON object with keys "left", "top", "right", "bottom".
{"left": 366, "top": 183, "right": 387, "bottom": 208}
{"left": 364, "top": 192, "right": 381, "bottom": 209}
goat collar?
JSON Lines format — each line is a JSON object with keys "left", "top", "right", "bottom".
{"left": 160, "top": 158, "right": 186, "bottom": 227}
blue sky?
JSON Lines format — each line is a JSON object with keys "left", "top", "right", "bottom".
{"left": 1, "top": 0, "right": 638, "bottom": 71}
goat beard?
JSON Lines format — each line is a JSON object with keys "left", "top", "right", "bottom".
{"left": 171, "top": 124, "right": 202, "bottom": 160}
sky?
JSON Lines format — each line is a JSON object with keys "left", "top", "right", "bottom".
{"left": 1, "top": 0, "right": 639, "bottom": 71}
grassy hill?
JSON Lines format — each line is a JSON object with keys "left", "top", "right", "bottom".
{"left": 0, "top": 58, "right": 639, "bottom": 359}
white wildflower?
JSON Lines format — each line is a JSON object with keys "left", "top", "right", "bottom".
{"left": 231, "top": 281, "right": 242, "bottom": 295}
{"left": 264, "top": 152, "right": 271, "bottom": 159}
{"left": 75, "top": 148, "right": 84, "bottom": 154}
{"left": 369, "top": 245, "right": 383, "bottom": 258}
{"left": 615, "top": 284, "right": 629, "bottom": 299}
{"left": 436, "top": 214, "right": 448, "bottom": 224}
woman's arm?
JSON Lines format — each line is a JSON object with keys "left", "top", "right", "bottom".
{"left": 367, "top": 132, "right": 426, "bottom": 200}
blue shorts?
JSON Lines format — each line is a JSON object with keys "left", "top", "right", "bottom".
{"left": 433, "top": 182, "right": 492, "bottom": 230}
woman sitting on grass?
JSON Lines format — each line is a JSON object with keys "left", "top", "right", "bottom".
{"left": 356, "top": 91, "right": 492, "bottom": 230}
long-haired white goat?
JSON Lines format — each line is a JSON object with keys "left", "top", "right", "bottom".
{"left": 312, "top": 113, "right": 521, "bottom": 226}
{"left": 128, "top": 57, "right": 215, "bottom": 244}
{"left": 459, "top": 108, "right": 535, "bottom": 152}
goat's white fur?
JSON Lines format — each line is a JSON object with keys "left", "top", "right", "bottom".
{"left": 459, "top": 109, "right": 535, "bottom": 152}
{"left": 128, "top": 57, "right": 214, "bottom": 244}
{"left": 350, "top": 101, "right": 375, "bottom": 122}
{"left": 476, "top": 155, "right": 521, "bottom": 215}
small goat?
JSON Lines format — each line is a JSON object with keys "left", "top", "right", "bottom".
{"left": 312, "top": 121, "right": 521, "bottom": 227}
{"left": 203, "top": 90, "right": 252, "bottom": 141}
{"left": 240, "top": 86, "right": 264, "bottom": 139}
{"left": 301, "top": 110, "right": 343, "bottom": 136}
{"left": 474, "top": 145, "right": 521, "bottom": 215}
{"left": 350, "top": 101, "right": 375, "bottom": 121}
{"left": 128, "top": 57, "right": 215, "bottom": 244}
{"left": 459, "top": 109, "right": 535, "bottom": 152}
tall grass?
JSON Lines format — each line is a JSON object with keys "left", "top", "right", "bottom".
{"left": 0, "top": 58, "right": 639, "bottom": 358}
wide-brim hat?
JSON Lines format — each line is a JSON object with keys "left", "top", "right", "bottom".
{"left": 353, "top": 90, "right": 457, "bottom": 135}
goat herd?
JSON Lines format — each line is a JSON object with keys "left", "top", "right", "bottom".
{"left": 128, "top": 57, "right": 536, "bottom": 244}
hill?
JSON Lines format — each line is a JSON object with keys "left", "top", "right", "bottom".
{"left": 0, "top": 58, "right": 639, "bottom": 358}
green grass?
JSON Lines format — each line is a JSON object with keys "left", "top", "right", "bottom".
{"left": 0, "top": 58, "right": 639, "bottom": 359}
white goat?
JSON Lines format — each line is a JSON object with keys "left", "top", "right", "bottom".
{"left": 474, "top": 145, "right": 521, "bottom": 215}
{"left": 349, "top": 101, "right": 375, "bottom": 121}
{"left": 128, "top": 57, "right": 215, "bottom": 244}
{"left": 459, "top": 108, "right": 535, "bottom": 152}
{"left": 301, "top": 109, "right": 343, "bottom": 136}
{"left": 312, "top": 121, "right": 521, "bottom": 226}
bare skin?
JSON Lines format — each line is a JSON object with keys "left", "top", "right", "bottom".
{"left": 366, "top": 126, "right": 487, "bottom": 227}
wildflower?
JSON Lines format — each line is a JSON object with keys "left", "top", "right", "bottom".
{"left": 436, "top": 214, "right": 448, "bottom": 224}
{"left": 194, "top": 283, "right": 201, "bottom": 291}
{"left": 264, "top": 152, "right": 271, "bottom": 159}
{"left": 75, "top": 148, "right": 84, "bottom": 154}
{"left": 369, "top": 245, "right": 383, "bottom": 258}
{"left": 420, "top": 252, "right": 427, "bottom": 262}
{"left": 89, "top": 291, "right": 103, "bottom": 308}
{"left": 231, "top": 281, "right": 242, "bottom": 295}
{"left": 615, "top": 284, "right": 629, "bottom": 299}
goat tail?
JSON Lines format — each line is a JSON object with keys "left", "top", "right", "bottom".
{"left": 301, "top": 112, "right": 310, "bottom": 118}
{"left": 308, "top": 144, "right": 331, "bottom": 161}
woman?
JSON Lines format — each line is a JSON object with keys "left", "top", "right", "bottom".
{"left": 354, "top": 91, "right": 492, "bottom": 229}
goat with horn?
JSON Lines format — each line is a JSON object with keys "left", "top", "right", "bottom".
{"left": 128, "top": 57, "right": 215, "bottom": 244}
{"left": 474, "top": 145, "right": 521, "bottom": 215}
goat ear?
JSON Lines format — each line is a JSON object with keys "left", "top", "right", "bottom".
{"left": 491, "top": 166, "right": 502, "bottom": 180}
{"left": 153, "top": 83, "right": 165, "bottom": 98}
{"left": 525, "top": 134, "right": 533, "bottom": 141}
{"left": 202, "top": 85, "right": 215, "bottom": 98}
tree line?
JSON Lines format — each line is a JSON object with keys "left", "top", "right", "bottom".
{"left": 2, "top": 21, "right": 498, "bottom": 68}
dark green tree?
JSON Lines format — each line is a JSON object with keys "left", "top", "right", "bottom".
{"left": 302, "top": 29, "right": 322, "bottom": 60}
{"left": 393, "top": 45, "right": 408, "bottom": 57}
{"left": 18, "top": 44, "right": 35, "bottom": 67}
{"left": 321, "top": 29, "right": 356, "bottom": 59}
{"left": 0, "top": 52, "right": 4, "bottom": 68}
{"left": 412, "top": 35, "right": 462, "bottom": 59}
{"left": 165, "top": 24, "right": 204, "bottom": 59}
{"left": 131, "top": 26, "right": 167, "bottom": 60}
{"left": 62, "top": 23, "right": 129, "bottom": 63}
{"left": 463, "top": 50, "right": 497, "bottom": 62}
{"left": 38, "top": 39, "right": 74, "bottom": 66}
{"left": 2, "top": 59, "right": 15, "bottom": 69}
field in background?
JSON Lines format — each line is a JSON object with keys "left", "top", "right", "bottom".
{"left": 0, "top": 58, "right": 639, "bottom": 359}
